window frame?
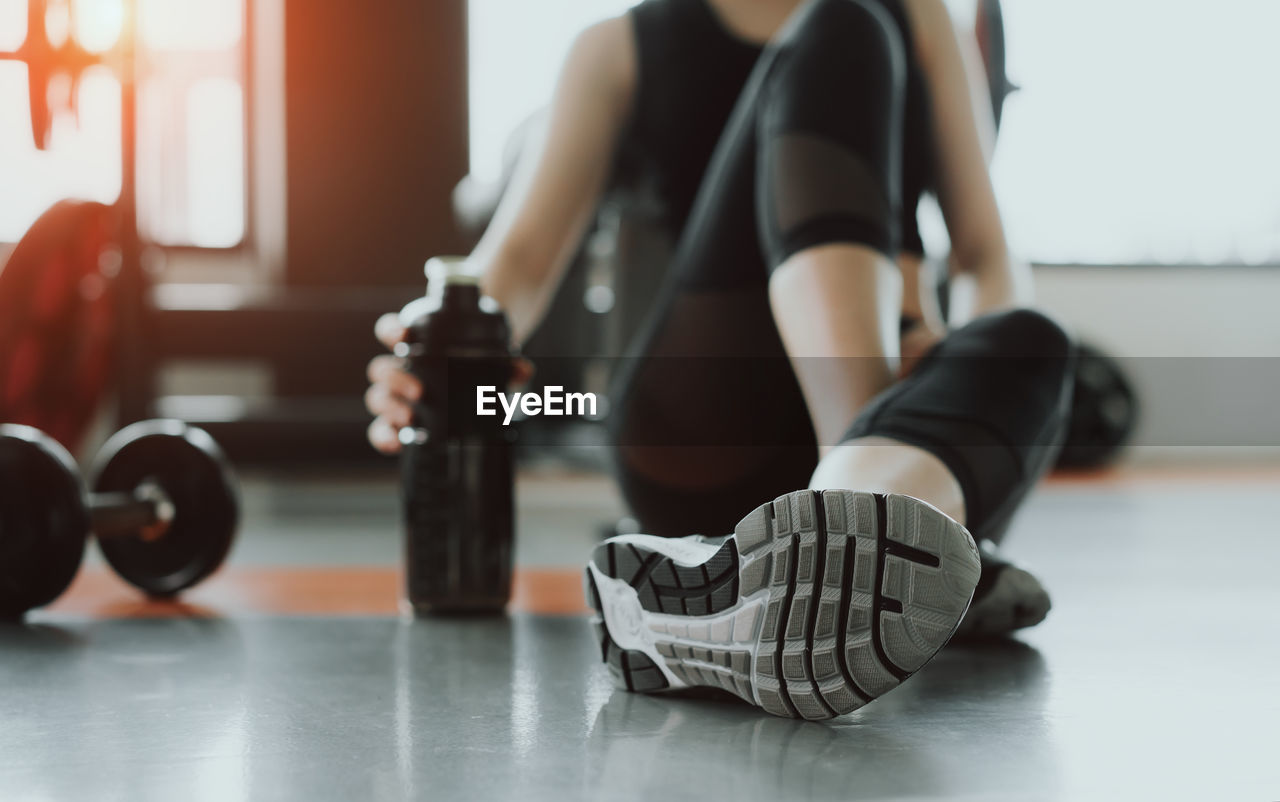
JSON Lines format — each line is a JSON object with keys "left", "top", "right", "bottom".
{"left": 0, "top": 0, "right": 258, "bottom": 275}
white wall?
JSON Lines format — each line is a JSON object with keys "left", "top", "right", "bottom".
{"left": 1035, "top": 265, "right": 1280, "bottom": 463}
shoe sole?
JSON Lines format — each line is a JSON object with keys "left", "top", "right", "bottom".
{"left": 584, "top": 489, "right": 981, "bottom": 720}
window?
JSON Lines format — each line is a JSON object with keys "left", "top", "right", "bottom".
{"left": 0, "top": 0, "right": 247, "bottom": 248}
{"left": 468, "top": 0, "right": 1280, "bottom": 266}
{"left": 989, "top": 0, "right": 1280, "bottom": 265}
{"left": 467, "top": 0, "right": 636, "bottom": 184}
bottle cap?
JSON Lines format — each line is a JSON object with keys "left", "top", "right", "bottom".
{"left": 425, "top": 256, "right": 481, "bottom": 287}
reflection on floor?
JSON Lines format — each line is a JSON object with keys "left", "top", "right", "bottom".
{"left": 4, "top": 467, "right": 1279, "bottom": 801}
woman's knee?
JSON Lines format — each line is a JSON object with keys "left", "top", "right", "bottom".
{"left": 979, "top": 308, "right": 1075, "bottom": 359}
{"left": 774, "top": 0, "right": 904, "bottom": 66}
{"left": 757, "top": 0, "right": 908, "bottom": 265}
{"left": 766, "top": 0, "right": 905, "bottom": 113}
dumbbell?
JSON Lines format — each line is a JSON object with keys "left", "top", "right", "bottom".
{"left": 0, "top": 419, "right": 239, "bottom": 618}
{"left": 1054, "top": 343, "right": 1139, "bottom": 470}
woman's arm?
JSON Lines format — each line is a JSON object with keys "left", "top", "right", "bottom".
{"left": 471, "top": 16, "right": 637, "bottom": 345}
{"left": 906, "top": 0, "right": 1032, "bottom": 323}
{"left": 365, "top": 17, "right": 635, "bottom": 453}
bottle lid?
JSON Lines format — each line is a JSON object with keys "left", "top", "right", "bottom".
{"left": 425, "top": 256, "right": 481, "bottom": 287}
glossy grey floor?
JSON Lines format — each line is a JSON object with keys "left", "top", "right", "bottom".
{"left": 4, "top": 470, "right": 1280, "bottom": 802}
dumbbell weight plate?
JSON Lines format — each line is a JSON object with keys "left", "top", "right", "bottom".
{"left": 0, "top": 424, "right": 89, "bottom": 617}
{"left": 0, "top": 200, "right": 119, "bottom": 452}
{"left": 91, "top": 420, "right": 239, "bottom": 597}
{"left": 1055, "top": 344, "right": 1139, "bottom": 470}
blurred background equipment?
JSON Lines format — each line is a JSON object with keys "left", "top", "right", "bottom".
{"left": 0, "top": 0, "right": 107, "bottom": 150}
{"left": 0, "top": 200, "right": 118, "bottom": 451}
{"left": 1, "top": 0, "right": 469, "bottom": 464}
{"left": 0, "top": 0, "right": 149, "bottom": 453}
{"left": 1054, "top": 343, "right": 1139, "bottom": 469}
{"left": 0, "top": 418, "right": 238, "bottom": 618}
{"left": 974, "top": 0, "right": 1015, "bottom": 131}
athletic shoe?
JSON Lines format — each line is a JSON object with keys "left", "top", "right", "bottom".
{"left": 583, "top": 489, "right": 981, "bottom": 720}
{"left": 953, "top": 540, "right": 1051, "bottom": 638}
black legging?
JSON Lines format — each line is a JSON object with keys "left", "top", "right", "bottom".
{"left": 607, "top": 0, "right": 1075, "bottom": 543}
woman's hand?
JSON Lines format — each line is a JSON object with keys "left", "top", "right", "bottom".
{"left": 365, "top": 313, "right": 534, "bottom": 454}
{"left": 898, "top": 318, "right": 945, "bottom": 379}
{"left": 365, "top": 314, "right": 422, "bottom": 454}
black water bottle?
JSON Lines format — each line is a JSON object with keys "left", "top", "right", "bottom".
{"left": 398, "top": 256, "right": 515, "bottom": 615}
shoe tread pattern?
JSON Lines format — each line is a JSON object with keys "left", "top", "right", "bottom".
{"left": 586, "top": 489, "right": 979, "bottom": 720}
{"left": 749, "top": 491, "right": 979, "bottom": 719}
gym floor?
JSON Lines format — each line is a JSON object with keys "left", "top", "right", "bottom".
{"left": 3, "top": 465, "right": 1278, "bottom": 802}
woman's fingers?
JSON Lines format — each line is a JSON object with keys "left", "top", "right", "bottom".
{"left": 367, "top": 416, "right": 402, "bottom": 454}
{"left": 375, "top": 312, "right": 406, "bottom": 351}
{"left": 363, "top": 382, "right": 414, "bottom": 428}
{"left": 367, "top": 316, "right": 533, "bottom": 455}
{"left": 898, "top": 324, "right": 945, "bottom": 379}
{"left": 510, "top": 356, "right": 536, "bottom": 389}
{"left": 366, "top": 355, "right": 423, "bottom": 402}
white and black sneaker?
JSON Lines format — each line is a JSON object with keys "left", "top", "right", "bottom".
{"left": 584, "top": 489, "right": 981, "bottom": 721}
{"left": 954, "top": 540, "right": 1052, "bottom": 639}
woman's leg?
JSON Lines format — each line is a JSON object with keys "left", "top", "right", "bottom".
{"left": 753, "top": 0, "right": 1075, "bottom": 542}
{"left": 810, "top": 437, "right": 967, "bottom": 523}
{"left": 591, "top": 0, "right": 989, "bottom": 721}
{"left": 817, "top": 308, "right": 1076, "bottom": 636}
{"left": 827, "top": 308, "right": 1076, "bottom": 542}
{"left": 756, "top": 0, "right": 984, "bottom": 524}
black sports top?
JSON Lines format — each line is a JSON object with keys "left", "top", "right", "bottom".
{"left": 618, "top": 0, "right": 936, "bottom": 256}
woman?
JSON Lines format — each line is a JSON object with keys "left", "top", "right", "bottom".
{"left": 366, "top": 0, "right": 1074, "bottom": 720}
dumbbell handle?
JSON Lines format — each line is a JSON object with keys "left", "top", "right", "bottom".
{"left": 90, "top": 483, "right": 175, "bottom": 541}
